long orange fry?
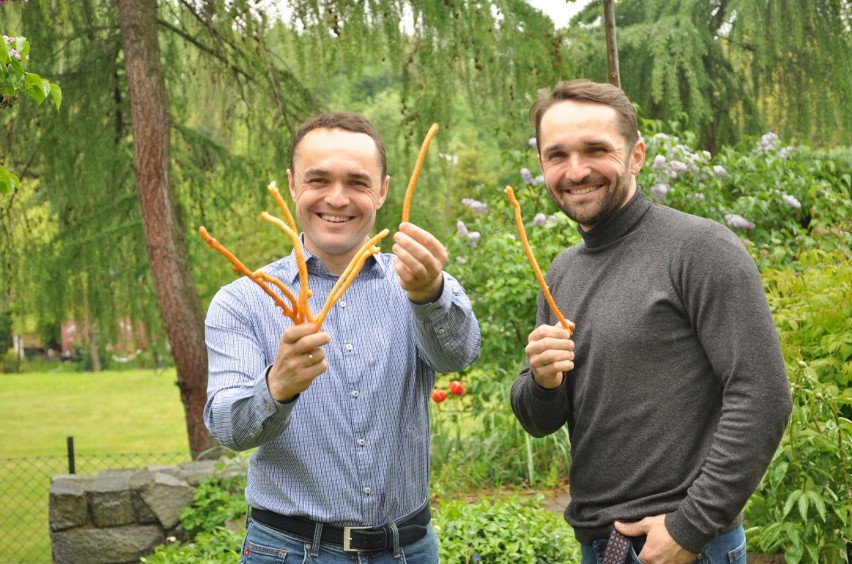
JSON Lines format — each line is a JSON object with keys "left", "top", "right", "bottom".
{"left": 267, "top": 181, "right": 297, "bottom": 232}
{"left": 261, "top": 211, "right": 313, "bottom": 321}
{"left": 314, "top": 229, "right": 390, "bottom": 328}
{"left": 504, "top": 186, "right": 574, "bottom": 335}
{"left": 401, "top": 123, "right": 439, "bottom": 223}
{"left": 199, "top": 226, "right": 296, "bottom": 321}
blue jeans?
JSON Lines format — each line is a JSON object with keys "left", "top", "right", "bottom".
{"left": 580, "top": 525, "right": 746, "bottom": 564}
{"left": 240, "top": 519, "right": 439, "bottom": 563}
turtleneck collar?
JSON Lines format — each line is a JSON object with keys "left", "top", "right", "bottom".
{"left": 577, "top": 187, "right": 652, "bottom": 250}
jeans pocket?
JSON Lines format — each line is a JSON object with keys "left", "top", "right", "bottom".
{"left": 242, "top": 540, "right": 289, "bottom": 563}
{"left": 725, "top": 538, "right": 746, "bottom": 564}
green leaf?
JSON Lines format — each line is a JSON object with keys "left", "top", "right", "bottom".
{"left": 782, "top": 489, "right": 802, "bottom": 518}
{"left": 0, "top": 164, "right": 20, "bottom": 196}
{"left": 797, "top": 490, "right": 809, "bottom": 521}
{"left": 50, "top": 82, "right": 62, "bottom": 110}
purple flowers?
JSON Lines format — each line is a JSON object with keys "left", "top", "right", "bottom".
{"left": 651, "top": 183, "right": 670, "bottom": 202}
{"left": 725, "top": 213, "right": 756, "bottom": 230}
{"left": 461, "top": 198, "right": 488, "bottom": 214}
{"left": 9, "top": 48, "right": 20, "bottom": 60}
{"left": 520, "top": 168, "right": 534, "bottom": 185}
{"left": 456, "top": 220, "right": 469, "bottom": 238}
{"left": 528, "top": 137, "right": 537, "bottom": 150}
{"left": 781, "top": 193, "right": 802, "bottom": 209}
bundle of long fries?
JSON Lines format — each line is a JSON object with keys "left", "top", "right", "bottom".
{"left": 199, "top": 123, "right": 441, "bottom": 330}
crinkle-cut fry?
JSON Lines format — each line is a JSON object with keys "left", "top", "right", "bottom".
{"left": 401, "top": 123, "right": 439, "bottom": 223}
{"left": 267, "top": 181, "right": 297, "bottom": 233}
{"left": 504, "top": 186, "right": 575, "bottom": 335}
{"left": 314, "top": 229, "right": 390, "bottom": 329}
{"left": 199, "top": 226, "right": 297, "bottom": 321}
{"left": 260, "top": 211, "right": 313, "bottom": 322}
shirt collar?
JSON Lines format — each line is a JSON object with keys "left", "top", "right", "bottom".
{"left": 281, "top": 233, "right": 387, "bottom": 283}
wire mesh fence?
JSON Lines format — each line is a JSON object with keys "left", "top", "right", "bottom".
{"left": 0, "top": 448, "right": 188, "bottom": 564}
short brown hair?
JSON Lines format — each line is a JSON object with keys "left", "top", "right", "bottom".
{"left": 289, "top": 112, "right": 387, "bottom": 179}
{"left": 529, "top": 80, "right": 639, "bottom": 149}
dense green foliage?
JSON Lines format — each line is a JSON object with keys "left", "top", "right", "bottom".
{"left": 435, "top": 496, "right": 581, "bottom": 563}
{"left": 144, "top": 471, "right": 582, "bottom": 563}
{"left": 744, "top": 253, "right": 852, "bottom": 563}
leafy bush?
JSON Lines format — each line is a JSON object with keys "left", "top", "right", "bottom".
{"left": 744, "top": 251, "right": 852, "bottom": 563}
{"left": 434, "top": 495, "right": 581, "bottom": 563}
{"left": 180, "top": 474, "right": 248, "bottom": 537}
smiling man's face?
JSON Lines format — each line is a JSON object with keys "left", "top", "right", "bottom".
{"left": 538, "top": 99, "right": 645, "bottom": 231}
{"left": 287, "top": 127, "right": 389, "bottom": 274}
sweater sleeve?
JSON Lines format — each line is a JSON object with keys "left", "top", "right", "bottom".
{"left": 665, "top": 225, "right": 792, "bottom": 552}
{"left": 510, "top": 286, "right": 572, "bottom": 437}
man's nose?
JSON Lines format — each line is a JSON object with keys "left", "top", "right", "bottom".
{"left": 323, "top": 182, "right": 349, "bottom": 207}
{"left": 563, "top": 154, "right": 591, "bottom": 184}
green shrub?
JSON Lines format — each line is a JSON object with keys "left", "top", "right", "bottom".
{"left": 434, "top": 495, "right": 580, "bottom": 563}
{"left": 744, "top": 251, "right": 852, "bottom": 563}
{"left": 180, "top": 474, "right": 248, "bottom": 538}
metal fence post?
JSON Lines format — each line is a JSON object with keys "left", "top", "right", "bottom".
{"left": 66, "top": 436, "right": 75, "bottom": 474}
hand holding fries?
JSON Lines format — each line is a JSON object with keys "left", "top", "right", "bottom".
{"left": 267, "top": 323, "right": 331, "bottom": 402}
{"left": 392, "top": 222, "right": 447, "bottom": 304}
{"left": 525, "top": 323, "right": 575, "bottom": 388}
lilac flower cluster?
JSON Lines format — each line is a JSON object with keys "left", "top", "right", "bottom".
{"left": 3, "top": 35, "right": 21, "bottom": 60}
{"left": 456, "top": 220, "right": 480, "bottom": 247}
{"left": 724, "top": 213, "right": 756, "bottom": 231}
{"left": 755, "top": 132, "right": 794, "bottom": 158}
{"left": 520, "top": 167, "right": 544, "bottom": 186}
{"left": 461, "top": 198, "right": 488, "bottom": 214}
{"left": 645, "top": 132, "right": 717, "bottom": 203}
{"left": 533, "top": 212, "right": 559, "bottom": 226}
{"left": 778, "top": 191, "right": 802, "bottom": 209}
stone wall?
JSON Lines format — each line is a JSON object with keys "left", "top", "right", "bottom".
{"left": 49, "top": 460, "right": 228, "bottom": 564}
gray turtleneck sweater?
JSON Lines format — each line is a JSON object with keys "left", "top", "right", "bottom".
{"left": 510, "top": 189, "right": 791, "bottom": 552}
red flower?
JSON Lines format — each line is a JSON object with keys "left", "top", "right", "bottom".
{"left": 448, "top": 380, "right": 466, "bottom": 396}
{"left": 431, "top": 389, "right": 447, "bottom": 403}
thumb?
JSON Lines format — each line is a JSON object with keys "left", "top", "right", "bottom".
{"left": 614, "top": 519, "right": 647, "bottom": 537}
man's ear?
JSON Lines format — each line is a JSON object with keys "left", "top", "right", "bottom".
{"left": 630, "top": 140, "right": 646, "bottom": 175}
{"left": 376, "top": 175, "right": 390, "bottom": 209}
{"left": 287, "top": 168, "right": 296, "bottom": 199}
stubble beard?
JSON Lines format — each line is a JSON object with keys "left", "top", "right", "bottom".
{"left": 550, "top": 169, "right": 633, "bottom": 230}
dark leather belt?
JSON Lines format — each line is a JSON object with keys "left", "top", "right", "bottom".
{"left": 250, "top": 503, "right": 431, "bottom": 553}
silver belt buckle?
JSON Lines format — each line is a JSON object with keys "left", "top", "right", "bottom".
{"left": 343, "top": 526, "right": 371, "bottom": 552}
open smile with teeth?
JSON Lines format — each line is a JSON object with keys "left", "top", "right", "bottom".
{"left": 567, "top": 184, "right": 603, "bottom": 195}
{"left": 320, "top": 213, "right": 352, "bottom": 223}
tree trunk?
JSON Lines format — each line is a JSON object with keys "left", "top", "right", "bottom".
{"left": 116, "top": 0, "right": 215, "bottom": 459}
{"left": 603, "top": 0, "right": 621, "bottom": 88}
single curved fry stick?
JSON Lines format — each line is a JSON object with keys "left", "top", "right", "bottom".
{"left": 504, "top": 187, "right": 575, "bottom": 335}
{"left": 260, "top": 211, "right": 313, "bottom": 322}
{"left": 254, "top": 271, "right": 299, "bottom": 322}
{"left": 267, "top": 181, "right": 297, "bottom": 233}
{"left": 199, "top": 226, "right": 296, "bottom": 321}
{"left": 401, "top": 123, "right": 439, "bottom": 223}
{"left": 314, "top": 229, "right": 390, "bottom": 328}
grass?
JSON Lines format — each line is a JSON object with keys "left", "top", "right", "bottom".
{"left": 0, "top": 368, "right": 188, "bottom": 456}
{"left": 0, "top": 369, "right": 189, "bottom": 563}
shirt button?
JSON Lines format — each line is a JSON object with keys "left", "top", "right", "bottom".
{"left": 345, "top": 343, "right": 353, "bottom": 351}
{"left": 339, "top": 300, "right": 346, "bottom": 308}
{"left": 350, "top": 390, "right": 360, "bottom": 398}
{"left": 363, "top": 487, "right": 372, "bottom": 495}
{"left": 438, "top": 328, "right": 446, "bottom": 335}
{"left": 357, "top": 438, "right": 366, "bottom": 446}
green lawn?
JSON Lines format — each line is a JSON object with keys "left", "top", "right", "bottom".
{"left": 0, "top": 369, "right": 190, "bottom": 563}
{"left": 0, "top": 369, "right": 188, "bottom": 456}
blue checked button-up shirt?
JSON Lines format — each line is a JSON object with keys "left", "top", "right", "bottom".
{"left": 204, "top": 244, "right": 480, "bottom": 526}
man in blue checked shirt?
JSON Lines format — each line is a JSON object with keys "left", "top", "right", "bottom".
{"left": 204, "top": 112, "right": 480, "bottom": 563}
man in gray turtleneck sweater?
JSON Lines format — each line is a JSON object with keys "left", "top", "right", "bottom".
{"left": 510, "top": 80, "right": 791, "bottom": 564}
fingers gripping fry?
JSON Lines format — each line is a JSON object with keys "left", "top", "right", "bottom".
{"left": 504, "top": 186, "right": 575, "bottom": 335}
{"left": 401, "top": 123, "right": 439, "bottom": 223}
